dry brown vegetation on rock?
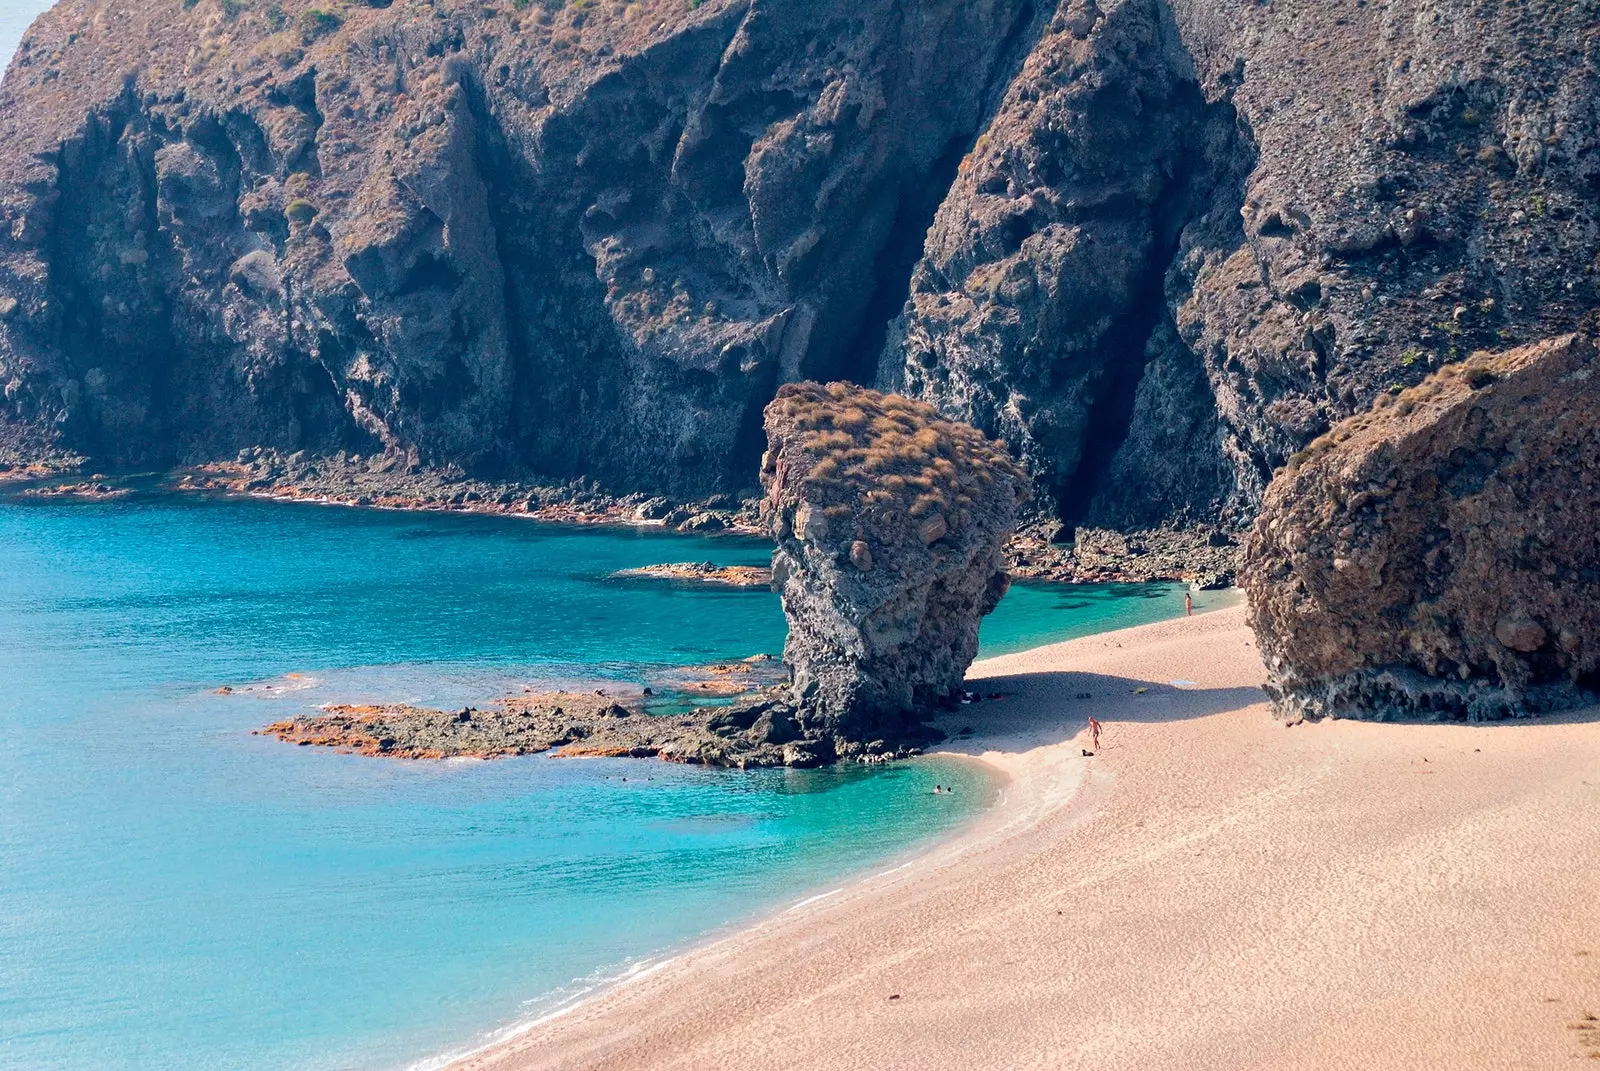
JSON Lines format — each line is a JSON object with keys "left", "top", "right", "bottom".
{"left": 761, "top": 382, "right": 1028, "bottom": 743}
{"left": 763, "top": 381, "right": 1024, "bottom": 542}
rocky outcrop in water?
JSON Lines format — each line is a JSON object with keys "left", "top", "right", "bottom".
{"left": 259, "top": 691, "right": 805, "bottom": 766}
{"left": 760, "top": 382, "right": 1027, "bottom": 744}
{"left": 2, "top": 0, "right": 1598, "bottom": 542}
{"left": 1242, "top": 333, "right": 1600, "bottom": 721}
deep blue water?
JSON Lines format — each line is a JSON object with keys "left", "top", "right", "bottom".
{"left": 0, "top": 495, "right": 1200, "bottom": 1070}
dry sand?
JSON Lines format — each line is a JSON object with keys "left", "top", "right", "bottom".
{"left": 452, "top": 605, "right": 1600, "bottom": 1071}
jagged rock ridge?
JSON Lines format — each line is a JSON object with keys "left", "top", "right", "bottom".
{"left": 0, "top": 0, "right": 1045, "bottom": 495}
{"left": 1, "top": 0, "right": 1598, "bottom": 535}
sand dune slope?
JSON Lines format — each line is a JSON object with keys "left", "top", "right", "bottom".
{"left": 455, "top": 606, "right": 1600, "bottom": 1071}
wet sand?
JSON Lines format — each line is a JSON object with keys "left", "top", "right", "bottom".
{"left": 451, "top": 604, "right": 1600, "bottom": 1070}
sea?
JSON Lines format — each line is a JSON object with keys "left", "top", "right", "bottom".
{"left": 0, "top": 494, "right": 1211, "bottom": 1070}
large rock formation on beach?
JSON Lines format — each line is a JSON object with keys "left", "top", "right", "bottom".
{"left": 3, "top": 0, "right": 1599, "bottom": 540}
{"left": 1242, "top": 333, "right": 1600, "bottom": 721}
{"left": 760, "top": 382, "right": 1027, "bottom": 746}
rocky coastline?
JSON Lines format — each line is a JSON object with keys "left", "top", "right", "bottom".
{"left": 0, "top": 449, "right": 1241, "bottom": 587}
{"left": 1006, "top": 523, "right": 1239, "bottom": 589}
{"left": 8, "top": 0, "right": 1593, "bottom": 552}
{"left": 170, "top": 449, "right": 766, "bottom": 535}
{"left": 257, "top": 684, "right": 928, "bottom": 769}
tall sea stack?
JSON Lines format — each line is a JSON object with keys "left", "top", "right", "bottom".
{"left": 760, "top": 382, "right": 1028, "bottom": 745}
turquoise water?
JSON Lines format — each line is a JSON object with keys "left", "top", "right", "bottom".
{"left": 0, "top": 495, "right": 1195, "bottom": 1070}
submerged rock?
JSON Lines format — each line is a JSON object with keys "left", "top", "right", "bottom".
{"left": 610, "top": 562, "right": 773, "bottom": 588}
{"left": 760, "top": 382, "right": 1029, "bottom": 744}
{"left": 1242, "top": 334, "right": 1600, "bottom": 721}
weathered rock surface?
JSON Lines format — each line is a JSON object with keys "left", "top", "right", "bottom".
{"left": 259, "top": 691, "right": 803, "bottom": 766}
{"left": 760, "top": 382, "right": 1028, "bottom": 743}
{"left": 169, "top": 447, "right": 765, "bottom": 532}
{"left": 1242, "top": 333, "right": 1600, "bottom": 721}
{"left": 610, "top": 562, "right": 772, "bottom": 588}
{"left": 258, "top": 668, "right": 927, "bottom": 766}
{"left": 3, "top": 0, "right": 1598, "bottom": 547}
{"left": 883, "top": 0, "right": 1600, "bottom": 529}
{"left": 883, "top": 0, "right": 1246, "bottom": 526}
{"left": 0, "top": 0, "right": 1042, "bottom": 497}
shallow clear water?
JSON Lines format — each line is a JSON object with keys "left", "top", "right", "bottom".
{"left": 0, "top": 495, "right": 1196, "bottom": 1070}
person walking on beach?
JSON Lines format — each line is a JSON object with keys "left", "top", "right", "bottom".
{"left": 1185, "top": 590, "right": 1193, "bottom": 616}
{"left": 1088, "top": 715, "right": 1102, "bottom": 751}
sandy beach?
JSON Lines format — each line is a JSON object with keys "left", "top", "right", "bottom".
{"left": 452, "top": 604, "right": 1600, "bottom": 1071}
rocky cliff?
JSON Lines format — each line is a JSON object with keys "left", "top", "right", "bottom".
{"left": 761, "top": 381, "right": 1026, "bottom": 745}
{"left": 2, "top": 0, "right": 1597, "bottom": 532}
{"left": 1242, "top": 333, "right": 1600, "bottom": 721}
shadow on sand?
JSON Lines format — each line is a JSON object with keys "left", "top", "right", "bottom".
{"left": 927, "top": 667, "right": 1600, "bottom": 759}
{"left": 927, "top": 670, "right": 1269, "bottom": 757}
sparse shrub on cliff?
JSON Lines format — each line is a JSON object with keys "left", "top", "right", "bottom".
{"left": 285, "top": 199, "right": 319, "bottom": 223}
{"left": 298, "top": 7, "right": 344, "bottom": 43}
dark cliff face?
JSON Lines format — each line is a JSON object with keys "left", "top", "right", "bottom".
{"left": 883, "top": 0, "right": 1600, "bottom": 528}
{"left": 0, "top": 0, "right": 1044, "bottom": 492}
{"left": 2, "top": 0, "right": 1597, "bottom": 528}
{"left": 880, "top": 0, "right": 1249, "bottom": 527}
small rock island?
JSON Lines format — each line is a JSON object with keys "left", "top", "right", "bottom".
{"left": 1242, "top": 333, "right": 1600, "bottom": 721}
{"left": 761, "top": 381, "right": 1029, "bottom": 748}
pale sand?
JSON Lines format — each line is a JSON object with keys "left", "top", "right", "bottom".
{"left": 453, "top": 605, "right": 1600, "bottom": 1070}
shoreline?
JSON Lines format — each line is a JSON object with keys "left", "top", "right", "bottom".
{"left": 444, "top": 604, "right": 1600, "bottom": 1071}
{"left": 421, "top": 605, "right": 1193, "bottom": 1071}
{"left": 0, "top": 456, "right": 1242, "bottom": 587}
{"left": 417, "top": 749, "right": 1030, "bottom": 1071}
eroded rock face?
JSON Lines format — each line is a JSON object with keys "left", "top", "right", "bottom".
{"left": 0, "top": 0, "right": 1042, "bottom": 492}
{"left": 882, "top": 0, "right": 1246, "bottom": 525}
{"left": 1242, "top": 334, "right": 1600, "bottom": 721}
{"left": 882, "top": 0, "right": 1600, "bottom": 530}
{"left": 4, "top": 0, "right": 1599, "bottom": 540}
{"left": 760, "top": 382, "right": 1028, "bottom": 743}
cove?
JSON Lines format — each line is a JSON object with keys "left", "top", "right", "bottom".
{"left": 0, "top": 495, "right": 1210, "bottom": 1070}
